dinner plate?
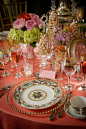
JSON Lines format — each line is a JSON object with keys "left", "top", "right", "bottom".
{"left": 0, "top": 31, "right": 9, "bottom": 40}
{"left": 64, "top": 101, "right": 86, "bottom": 119}
{"left": 14, "top": 80, "right": 62, "bottom": 109}
{"left": 69, "top": 38, "right": 86, "bottom": 62}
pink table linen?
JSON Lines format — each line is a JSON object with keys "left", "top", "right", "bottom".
{"left": 0, "top": 41, "right": 86, "bottom": 129}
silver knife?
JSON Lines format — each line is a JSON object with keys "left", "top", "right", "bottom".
{"left": 57, "top": 91, "right": 72, "bottom": 118}
{"left": 49, "top": 94, "right": 66, "bottom": 121}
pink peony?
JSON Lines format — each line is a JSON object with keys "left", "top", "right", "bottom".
{"left": 13, "top": 18, "right": 25, "bottom": 29}
{"left": 31, "top": 15, "right": 41, "bottom": 26}
{"left": 25, "top": 20, "right": 37, "bottom": 30}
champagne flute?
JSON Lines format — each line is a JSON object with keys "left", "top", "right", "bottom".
{"left": 11, "top": 48, "right": 23, "bottom": 78}
{"left": 78, "top": 54, "right": 86, "bottom": 91}
{"left": 0, "top": 48, "right": 11, "bottom": 77}
{"left": 63, "top": 57, "right": 77, "bottom": 91}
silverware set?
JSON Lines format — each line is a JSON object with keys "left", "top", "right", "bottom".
{"left": 49, "top": 92, "right": 72, "bottom": 121}
{"left": 0, "top": 82, "right": 15, "bottom": 98}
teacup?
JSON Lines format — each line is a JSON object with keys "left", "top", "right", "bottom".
{"left": 70, "top": 96, "right": 86, "bottom": 115}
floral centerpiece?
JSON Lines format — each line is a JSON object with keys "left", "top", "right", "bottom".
{"left": 53, "top": 26, "right": 72, "bottom": 48}
{"left": 8, "top": 12, "right": 43, "bottom": 48}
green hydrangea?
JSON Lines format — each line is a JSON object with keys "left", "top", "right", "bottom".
{"left": 8, "top": 27, "right": 41, "bottom": 47}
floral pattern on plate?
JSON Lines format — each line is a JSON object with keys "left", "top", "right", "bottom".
{"left": 13, "top": 80, "right": 62, "bottom": 109}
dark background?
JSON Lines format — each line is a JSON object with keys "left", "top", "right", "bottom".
{"left": 24, "top": 0, "right": 86, "bottom": 21}
{"left": 1, "top": 0, "right": 86, "bottom": 21}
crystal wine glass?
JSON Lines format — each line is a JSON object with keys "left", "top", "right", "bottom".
{"left": 78, "top": 54, "right": 86, "bottom": 91}
{"left": 72, "top": 43, "right": 86, "bottom": 81}
{"left": 55, "top": 45, "right": 67, "bottom": 80}
{"left": 0, "top": 48, "right": 11, "bottom": 77}
{"left": 11, "top": 47, "right": 23, "bottom": 78}
{"left": 63, "top": 57, "right": 77, "bottom": 91}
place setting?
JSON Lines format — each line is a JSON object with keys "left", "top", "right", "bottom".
{"left": 6, "top": 77, "right": 67, "bottom": 116}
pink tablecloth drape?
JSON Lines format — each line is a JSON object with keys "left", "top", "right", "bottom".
{"left": 0, "top": 41, "right": 86, "bottom": 129}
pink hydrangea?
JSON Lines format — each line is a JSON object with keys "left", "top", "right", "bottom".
{"left": 25, "top": 20, "right": 37, "bottom": 30}
{"left": 13, "top": 18, "right": 25, "bottom": 29}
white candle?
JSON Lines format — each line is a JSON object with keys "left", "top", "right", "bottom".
{"left": 25, "top": 71, "right": 32, "bottom": 77}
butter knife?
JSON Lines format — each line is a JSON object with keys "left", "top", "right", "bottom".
{"left": 49, "top": 95, "right": 66, "bottom": 121}
{"left": 57, "top": 91, "right": 72, "bottom": 118}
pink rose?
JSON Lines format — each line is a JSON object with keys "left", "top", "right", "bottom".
{"left": 13, "top": 18, "right": 25, "bottom": 29}
{"left": 31, "top": 15, "right": 40, "bottom": 26}
{"left": 29, "top": 13, "right": 35, "bottom": 19}
{"left": 25, "top": 20, "right": 37, "bottom": 30}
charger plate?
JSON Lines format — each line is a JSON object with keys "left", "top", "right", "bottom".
{"left": 13, "top": 79, "right": 62, "bottom": 110}
{"left": 7, "top": 77, "right": 67, "bottom": 115}
{"left": 64, "top": 101, "right": 86, "bottom": 119}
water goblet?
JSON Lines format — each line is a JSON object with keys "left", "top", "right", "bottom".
{"left": 63, "top": 57, "right": 77, "bottom": 91}
{"left": 78, "top": 54, "right": 86, "bottom": 91}
{"left": 72, "top": 44, "right": 86, "bottom": 82}
{"left": 55, "top": 45, "right": 67, "bottom": 80}
{"left": 11, "top": 47, "right": 23, "bottom": 78}
{"left": 0, "top": 48, "right": 11, "bottom": 77}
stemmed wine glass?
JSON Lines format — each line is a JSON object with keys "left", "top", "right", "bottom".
{"left": 63, "top": 57, "right": 77, "bottom": 91}
{"left": 2, "top": 38, "right": 15, "bottom": 70}
{"left": 55, "top": 45, "right": 67, "bottom": 80}
{"left": 78, "top": 54, "right": 86, "bottom": 91}
{"left": 0, "top": 48, "right": 11, "bottom": 77}
{"left": 72, "top": 43, "right": 86, "bottom": 82}
{"left": 11, "top": 47, "right": 23, "bottom": 78}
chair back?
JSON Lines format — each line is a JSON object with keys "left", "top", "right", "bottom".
{"left": 0, "top": 1, "right": 27, "bottom": 31}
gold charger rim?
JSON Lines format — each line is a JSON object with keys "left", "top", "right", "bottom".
{"left": 7, "top": 77, "right": 67, "bottom": 116}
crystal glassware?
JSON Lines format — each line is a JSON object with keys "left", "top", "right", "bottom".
{"left": 55, "top": 45, "right": 67, "bottom": 80}
{"left": 63, "top": 57, "right": 77, "bottom": 91}
{"left": 11, "top": 47, "right": 23, "bottom": 78}
{"left": 78, "top": 54, "right": 86, "bottom": 91}
{"left": 0, "top": 48, "right": 11, "bottom": 77}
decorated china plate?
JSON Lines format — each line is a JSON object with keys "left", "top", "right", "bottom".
{"left": 0, "top": 31, "right": 9, "bottom": 40}
{"left": 13, "top": 80, "right": 62, "bottom": 109}
{"left": 69, "top": 38, "right": 86, "bottom": 62}
{"left": 64, "top": 101, "right": 86, "bottom": 119}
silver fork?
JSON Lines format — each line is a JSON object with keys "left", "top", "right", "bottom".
{"left": 0, "top": 82, "right": 15, "bottom": 98}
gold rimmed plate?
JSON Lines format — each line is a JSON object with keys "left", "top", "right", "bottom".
{"left": 69, "top": 38, "right": 86, "bottom": 62}
{"left": 13, "top": 80, "right": 62, "bottom": 110}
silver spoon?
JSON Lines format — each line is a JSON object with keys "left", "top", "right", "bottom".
{"left": 57, "top": 92, "right": 72, "bottom": 118}
{"left": 49, "top": 95, "right": 66, "bottom": 121}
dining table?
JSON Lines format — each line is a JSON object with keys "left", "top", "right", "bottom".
{"left": 0, "top": 40, "right": 86, "bottom": 129}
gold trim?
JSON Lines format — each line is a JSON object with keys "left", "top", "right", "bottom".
{"left": 7, "top": 77, "right": 67, "bottom": 115}
{"left": 28, "top": 89, "right": 47, "bottom": 101}
{"left": 69, "top": 38, "right": 86, "bottom": 60}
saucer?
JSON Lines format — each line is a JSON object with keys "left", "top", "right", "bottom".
{"left": 64, "top": 101, "right": 86, "bottom": 119}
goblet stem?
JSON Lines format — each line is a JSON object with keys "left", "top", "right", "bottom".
{"left": 3, "top": 64, "right": 6, "bottom": 74}
{"left": 83, "top": 74, "right": 86, "bottom": 88}
{"left": 15, "top": 63, "right": 18, "bottom": 75}
{"left": 68, "top": 76, "right": 71, "bottom": 87}
{"left": 59, "top": 63, "right": 63, "bottom": 80}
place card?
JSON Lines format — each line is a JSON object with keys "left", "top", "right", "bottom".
{"left": 39, "top": 69, "right": 57, "bottom": 79}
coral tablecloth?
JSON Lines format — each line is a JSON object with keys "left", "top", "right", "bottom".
{"left": 0, "top": 41, "right": 86, "bottom": 129}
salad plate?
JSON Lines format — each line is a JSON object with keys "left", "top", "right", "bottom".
{"left": 13, "top": 80, "right": 62, "bottom": 110}
{"left": 64, "top": 101, "right": 86, "bottom": 119}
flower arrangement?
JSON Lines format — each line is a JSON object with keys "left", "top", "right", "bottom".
{"left": 8, "top": 12, "right": 43, "bottom": 47}
{"left": 53, "top": 26, "right": 72, "bottom": 47}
